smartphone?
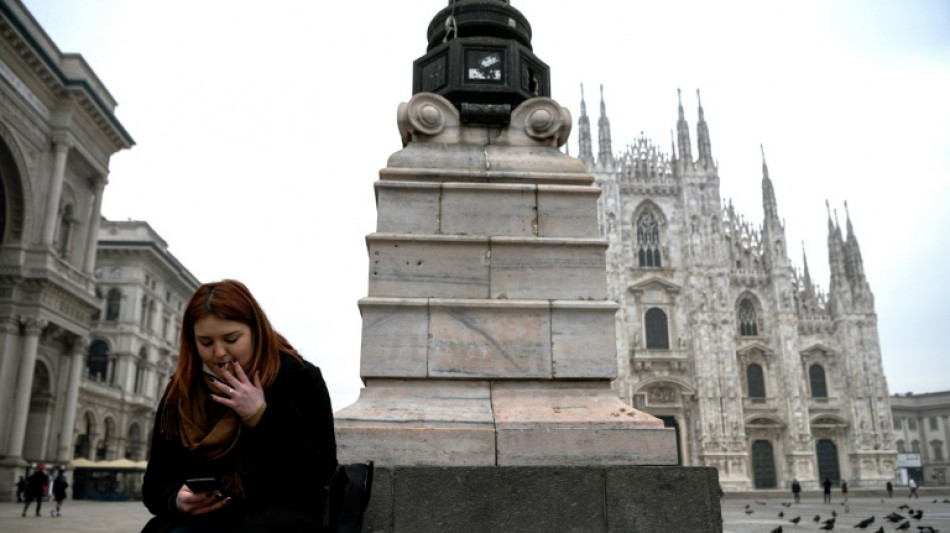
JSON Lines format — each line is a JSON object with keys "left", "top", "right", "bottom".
{"left": 184, "top": 477, "right": 222, "bottom": 494}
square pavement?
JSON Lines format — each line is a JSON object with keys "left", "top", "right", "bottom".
{"left": 1, "top": 490, "right": 948, "bottom": 532}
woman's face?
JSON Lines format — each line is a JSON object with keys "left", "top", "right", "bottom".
{"left": 193, "top": 315, "right": 254, "bottom": 379}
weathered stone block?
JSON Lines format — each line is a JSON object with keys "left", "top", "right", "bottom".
{"left": 335, "top": 380, "right": 495, "bottom": 467}
{"left": 492, "top": 382, "right": 676, "bottom": 466}
{"left": 367, "top": 234, "right": 489, "bottom": 298}
{"left": 605, "top": 466, "right": 723, "bottom": 532}
{"left": 358, "top": 298, "right": 428, "bottom": 378}
{"left": 489, "top": 237, "right": 608, "bottom": 300}
{"left": 551, "top": 301, "right": 619, "bottom": 378}
{"left": 537, "top": 184, "right": 601, "bottom": 238}
{"left": 441, "top": 183, "right": 537, "bottom": 236}
{"left": 390, "top": 466, "right": 606, "bottom": 533}
{"left": 428, "top": 299, "right": 551, "bottom": 378}
{"left": 374, "top": 181, "right": 441, "bottom": 234}
{"left": 360, "top": 465, "right": 723, "bottom": 533}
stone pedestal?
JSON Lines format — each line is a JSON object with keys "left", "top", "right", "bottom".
{"left": 335, "top": 93, "right": 676, "bottom": 467}
{"left": 336, "top": 93, "right": 677, "bottom": 467}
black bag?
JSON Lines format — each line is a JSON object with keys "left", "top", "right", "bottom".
{"left": 323, "top": 461, "right": 374, "bottom": 533}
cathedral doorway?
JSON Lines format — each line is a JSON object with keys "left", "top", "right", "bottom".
{"left": 752, "top": 440, "right": 777, "bottom": 488}
{"left": 816, "top": 439, "right": 840, "bottom": 485}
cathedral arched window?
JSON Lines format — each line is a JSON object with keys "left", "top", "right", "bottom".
{"left": 738, "top": 299, "right": 759, "bottom": 336}
{"left": 809, "top": 364, "right": 828, "bottom": 398}
{"left": 894, "top": 417, "right": 902, "bottom": 430}
{"left": 747, "top": 363, "right": 766, "bottom": 398}
{"left": 87, "top": 340, "right": 109, "bottom": 381}
{"left": 636, "top": 211, "right": 662, "bottom": 267}
{"left": 644, "top": 308, "right": 669, "bottom": 349}
{"left": 106, "top": 288, "right": 121, "bottom": 321}
{"left": 896, "top": 440, "right": 906, "bottom": 453}
{"left": 911, "top": 440, "right": 920, "bottom": 453}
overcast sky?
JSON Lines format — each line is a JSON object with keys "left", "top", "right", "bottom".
{"left": 20, "top": 0, "right": 950, "bottom": 409}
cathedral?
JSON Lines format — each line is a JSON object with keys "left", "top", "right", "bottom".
{"left": 577, "top": 85, "right": 897, "bottom": 490}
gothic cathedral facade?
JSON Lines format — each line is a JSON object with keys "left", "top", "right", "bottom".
{"left": 578, "top": 86, "right": 896, "bottom": 490}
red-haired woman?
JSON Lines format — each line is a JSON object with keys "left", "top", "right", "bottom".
{"left": 142, "top": 279, "right": 337, "bottom": 533}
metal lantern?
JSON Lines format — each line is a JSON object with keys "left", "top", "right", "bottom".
{"left": 412, "top": 0, "right": 551, "bottom": 124}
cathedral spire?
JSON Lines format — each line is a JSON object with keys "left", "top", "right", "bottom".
{"left": 696, "top": 89, "right": 713, "bottom": 168}
{"left": 577, "top": 83, "right": 594, "bottom": 167}
{"left": 826, "top": 201, "right": 851, "bottom": 312}
{"left": 761, "top": 144, "right": 779, "bottom": 222}
{"left": 597, "top": 84, "right": 613, "bottom": 168}
{"left": 676, "top": 88, "right": 692, "bottom": 166}
{"left": 844, "top": 201, "right": 867, "bottom": 282}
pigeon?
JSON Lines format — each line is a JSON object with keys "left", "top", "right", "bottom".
{"left": 823, "top": 517, "right": 836, "bottom": 527}
{"left": 815, "top": 514, "right": 822, "bottom": 522}
{"left": 916, "top": 527, "right": 939, "bottom": 533}
{"left": 770, "top": 527, "right": 783, "bottom": 533}
{"left": 778, "top": 511, "right": 784, "bottom": 518}
{"left": 745, "top": 508, "right": 753, "bottom": 515}
{"left": 819, "top": 521, "right": 835, "bottom": 531}
{"left": 756, "top": 500, "right": 768, "bottom": 506}
{"left": 912, "top": 510, "right": 923, "bottom": 520}
{"left": 899, "top": 504, "right": 911, "bottom": 510}
{"left": 871, "top": 528, "right": 883, "bottom": 533}
{"left": 788, "top": 516, "right": 801, "bottom": 524}
{"left": 783, "top": 502, "right": 792, "bottom": 507}
{"left": 886, "top": 513, "right": 906, "bottom": 523}
{"left": 832, "top": 510, "right": 837, "bottom": 518}
{"left": 896, "top": 522, "right": 910, "bottom": 531}
{"left": 854, "top": 516, "right": 875, "bottom": 529}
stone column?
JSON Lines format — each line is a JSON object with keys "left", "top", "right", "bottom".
{"left": 57, "top": 338, "right": 88, "bottom": 462}
{"left": 83, "top": 176, "right": 107, "bottom": 274}
{"left": 41, "top": 135, "right": 72, "bottom": 246}
{"left": 6, "top": 318, "right": 46, "bottom": 457}
{"left": 0, "top": 315, "right": 20, "bottom": 423}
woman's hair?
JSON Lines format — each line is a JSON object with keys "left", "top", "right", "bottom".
{"left": 164, "top": 279, "right": 301, "bottom": 407}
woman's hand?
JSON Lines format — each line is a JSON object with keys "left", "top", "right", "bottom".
{"left": 176, "top": 485, "right": 229, "bottom": 515}
{"left": 212, "top": 360, "right": 264, "bottom": 419}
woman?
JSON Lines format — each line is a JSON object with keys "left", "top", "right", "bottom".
{"left": 142, "top": 280, "right": 337, "bottom": 533}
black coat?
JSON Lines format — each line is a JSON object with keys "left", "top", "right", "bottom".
{"left": 141, "top": 354, "right": 337, "bottom": 533}
{"left": 26, "top": 470, "right": 48, "bottom": 499}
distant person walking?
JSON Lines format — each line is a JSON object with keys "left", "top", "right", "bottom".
{"left": 908, "top": 478, "right": 919, "bottom": 498}
{"left": 791, "top": 479, "right": 801, "bottom": 503}
{"left": 51, "top": 471, "right": 69, "bottom": 517}
{"left": 22, "top": 465, "right": 49, "bottom": 517}
{"left": 16, "top": 475, "right": 26, "bottom": 502}
{"left": 886, "top": 480, "right": 893, "bottom": 498}
{"left": 822, "top": 477, "right": 832, "bottom": 504}
{"left": 841, "top": 479, "right": 848, "bottom": 503}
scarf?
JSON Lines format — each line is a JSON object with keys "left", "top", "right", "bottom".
{"left": 165, "top": 366, "right": 245, "bottom": 497}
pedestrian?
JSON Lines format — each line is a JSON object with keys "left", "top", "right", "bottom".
{"left": 908, "top": 477, "right": 918, "bottom": 498}
{"left": 141, "top": 279, "right": 338, "bottom": 533}
{"left": 886, "top": 480, "right": 893, "bottom": 498}
{"left": 22, "top": 464, "right": 49, "bottom": 517}
{"left": 841, "top": 479, "right": 848, "bottom": 503}
{"left": 16, "top": 475, "right": 26, "bottom": 502}
{"left": 791, "top": 478, "right": 801, "bottom": 503}
{"left": 51, "top": 470, "right": 69, "bottom": 517}
{"left": 822, "top": 477, "right": 832, "bottom": 504}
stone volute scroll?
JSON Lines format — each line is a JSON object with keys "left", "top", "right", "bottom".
{"left": 397, "top": 92, "right": 460, "bottom": 146}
